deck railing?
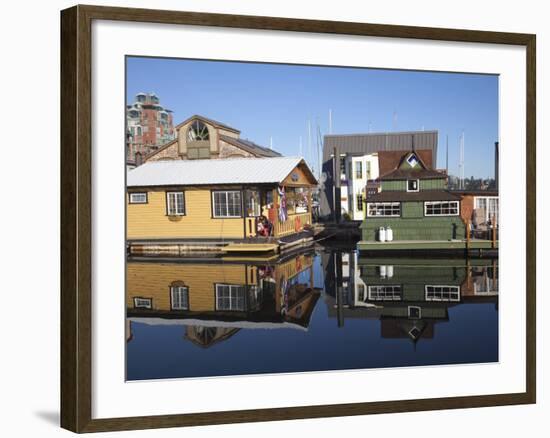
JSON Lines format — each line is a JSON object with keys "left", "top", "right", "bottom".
{"left": 274, "top": 212, "right": 311, "bottom": 238}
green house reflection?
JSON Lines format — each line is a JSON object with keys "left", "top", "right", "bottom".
{"left": 322, "top": 251, "right": 498, "bottom": 342}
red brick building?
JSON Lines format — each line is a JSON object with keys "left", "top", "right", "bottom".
{"left": 126, "top": 92, "right": 175, "bottom": 168}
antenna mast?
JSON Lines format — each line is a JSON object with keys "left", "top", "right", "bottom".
{"left": 307, "top": 119, "right": 312, "bottom": 170}
{"left": 329, "top": 109, "right": 333, "bottom": 134}
{"left": 458, "top": 131, "right": 464, "bottom": 190}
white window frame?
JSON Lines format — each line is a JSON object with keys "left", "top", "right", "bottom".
{"left": 212, "top": 190, "right": 242, "bottom": 218}
{"left": 129, "top": 192, "right": 147, "bottom": 204}
{"left": 424, "top": 200, "right": 459, "bottom": 216}
{"left": 215, "top": 284, "right": 246, "bottom": 311}
{"left": 408, "top": 305, "right": 422, "bottom": 319}
{"left": 474, "top": 196, "right": 499, "bottom": 225}
{"left": 170, "top": 285, "right": 189, "bottom": 310}
{"left": 355, "top": 161, "right": 363, "bottom": 179}
{"left": 406, "top": 179, "right": 420, "bottom": 192}
{"left": 425, "top": 285, "right": 461, "bottom": 302}
{"left": 368, "top": 285, "right": 402, "bottom": 301}
{"left": 166, "top": 191, "right": 185, "bottom": 216}
{"left": 133, "top": 297, "right": 152, "bottom": 309}
{"left": 367, "top": 202, "right": 401, "bottom": 217}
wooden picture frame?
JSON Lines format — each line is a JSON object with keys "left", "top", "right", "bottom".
{"left": 60, "top": 4, "right": 536, "bottom": 433}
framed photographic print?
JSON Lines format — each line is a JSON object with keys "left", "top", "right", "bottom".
{"left": 60, "top": 4, "right": 536, "bottom": 433}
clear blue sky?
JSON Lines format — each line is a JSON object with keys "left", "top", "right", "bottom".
{"left": 127, "top": 57, "right": 498, "bottom": 179}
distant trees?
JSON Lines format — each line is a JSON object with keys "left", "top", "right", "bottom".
{"left": 447, "top": 175, "right": 497, "bottom": 191}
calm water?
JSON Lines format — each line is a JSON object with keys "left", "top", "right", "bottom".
{"left": 126, "top": 247, "right": 498, "bottom": 381}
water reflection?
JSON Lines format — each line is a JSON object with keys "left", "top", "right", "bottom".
{"left": 323, "top": 252, "right": 498, "bottom": 343}
{"left": 126, "top": 248, "right": 498, "bottom": 380}
{"left": 126, "top": 250, "right": 320, "bottom": 347}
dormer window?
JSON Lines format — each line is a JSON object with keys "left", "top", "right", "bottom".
{"left": 187, "top": 120, "right": 210, "bottom": 141}
{"left": 406, "top": 154, "right": 419, "bottom": 167}
{"left": 407, "top": 179, "right": 419, "bottom": 192}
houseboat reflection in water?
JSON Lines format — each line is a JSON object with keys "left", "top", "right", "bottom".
{"left": 322, "top": 251, "right": 498, "bottom": 343}
{"left": 126, "top": 250, "right": 320, "bottom": 348}
{"left": 127, "top": 248, "right": 498, "bottom": 380}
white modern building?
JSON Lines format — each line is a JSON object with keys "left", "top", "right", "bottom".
{"left": 338, "top": 153, "right": 380, "bottom": 221}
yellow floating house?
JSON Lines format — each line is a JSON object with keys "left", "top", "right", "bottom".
{"left": 127, "top": 156, "right": 318, "bottom": 252}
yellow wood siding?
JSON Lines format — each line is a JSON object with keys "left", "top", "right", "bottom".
{"left": 127, "top": 188, "right": 244, "bottom": 239}
{"left": 127, "top": 263, "right": 248, "bottom": 312}
{"left": 281, "top": 163, "right": 316, "bottom": 187}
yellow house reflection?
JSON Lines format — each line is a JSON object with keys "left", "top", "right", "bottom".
{"left": 126, "top": 251, "right": 320, "bottom": 346}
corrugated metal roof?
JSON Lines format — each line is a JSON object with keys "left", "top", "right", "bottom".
{"left": 127, "top": 156, "right": 306, "bottom": 187}
{"left": 323, "top": 130, "right": 438, "bottom": 161}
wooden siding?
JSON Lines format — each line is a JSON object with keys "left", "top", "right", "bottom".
{"left": 401, "top": 201, "right": 424, "bottom": 218}
{"left": 381, "top": 178, "right": 445, "bottom": 191}
{"left": 361, "top": 216, "right": 466, "bottom": 241}
{"left": 281, "top": 163, "right": 317, "bottom": 187}
{"left": 380, "top": 180, "right": 406, "bottom": 191}
{"left": 127, "top": 262, "right": 248, "bottom": 312}
{"left": 127, "top": 188, "right": 244, "bottom": 240}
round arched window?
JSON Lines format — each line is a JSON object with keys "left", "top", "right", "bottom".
{"left": 187, "top": 120, "right": 210, "bottom": 141}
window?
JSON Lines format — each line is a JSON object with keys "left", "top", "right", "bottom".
{"left": 215, "top": 284, "right": 246, "bottom": 311}
{"left": 406, "top": 154, "right": 419, "bottom": 167}
{"left": 425, "top": 285, "right": 460, "bottom": 302}
{"left": 355, "top": 161, "right": 363, "bottom": 179}
{"left": 407, "top": 179, "right": 419, "bottom": 192}
{"left": 408, "top": 306, "right": 422, "bottom": 319}
{"left": 357, "top": 284, "right": 366, "bottom": 302}
{"left": 424, "top": 201, "right": 459, "bottom": 216}
{"left": 166, "top": 191, "right": 185, "bottom": 216}
{"left": 339, "top": 157, "right": 346, "bottom": 179}
{"left": 365, "top": 161, "right": 371, "bottom": 180}
{"left": 356, "top": 194, "right": 364, "bottom": 212}
{"left": 133, "top": 297, "right": 152, "bottom": 309}
{"left": 187, "top": 120, "right": 210, "bottom": 141}
{"left": 170, "top": 285, "right": 189, "bottom": 310}
{"left": 129, "top": 192, "right": 147, "bottom": 204}
{"left": 212, "top": 191, "right": 242, "bottom": 218}
{"left": 368, "top": 285, "right": 402, "bottom": 301}
{"left": 474, "top": 196, "right": 499, "bottom": 225}
{"left": 367, "top": 202, "right": 400, "bottom": 217}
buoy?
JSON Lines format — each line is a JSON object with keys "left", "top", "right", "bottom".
{"left": 379, "top": 226, "right": 386, "bottom": 242}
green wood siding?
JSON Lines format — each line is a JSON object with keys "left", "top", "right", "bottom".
{"left": 401, "top": 201, "right": 424, "bottom": 218}
{"left": 360, "top": 215, "right": 465, "bottom": 241}
{"left": 381, "top": 180, "right": 406, "bottom": 191}
{"left": 420, "top": 179, "right": 446, "bottom": 190}
{"left": 381, "top": 178, "right": 446, "bottom": 191}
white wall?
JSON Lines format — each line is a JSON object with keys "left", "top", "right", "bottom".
{"left": 0, "top": 0, "right": 546, "bottom": 437}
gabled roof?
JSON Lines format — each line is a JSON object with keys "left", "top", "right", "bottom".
{"left": 175, "top": 114, "right": 241, "bottom": 133}
{"left": 127, "top": 156, "right": 317, "bottom": 187}
{"left": 379, "top": 168, "right": 448, "bottom": 180}
{"left": 378, "top": 150, "right": 447, "bottom": 180}
{"left": 220, "top": 135, "right": 282, "bottom": 157}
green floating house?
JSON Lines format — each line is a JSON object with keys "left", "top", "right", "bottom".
{"left": 360, "top": 150, "right": 465, "bottom": 243}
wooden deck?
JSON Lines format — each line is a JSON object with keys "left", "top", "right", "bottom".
{"left": 222, "top": 243, "right": 279, "bottom": 253}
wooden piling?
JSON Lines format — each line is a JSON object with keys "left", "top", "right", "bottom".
{"left": 466, "top": 219, "right": 470, "bottom": 249}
